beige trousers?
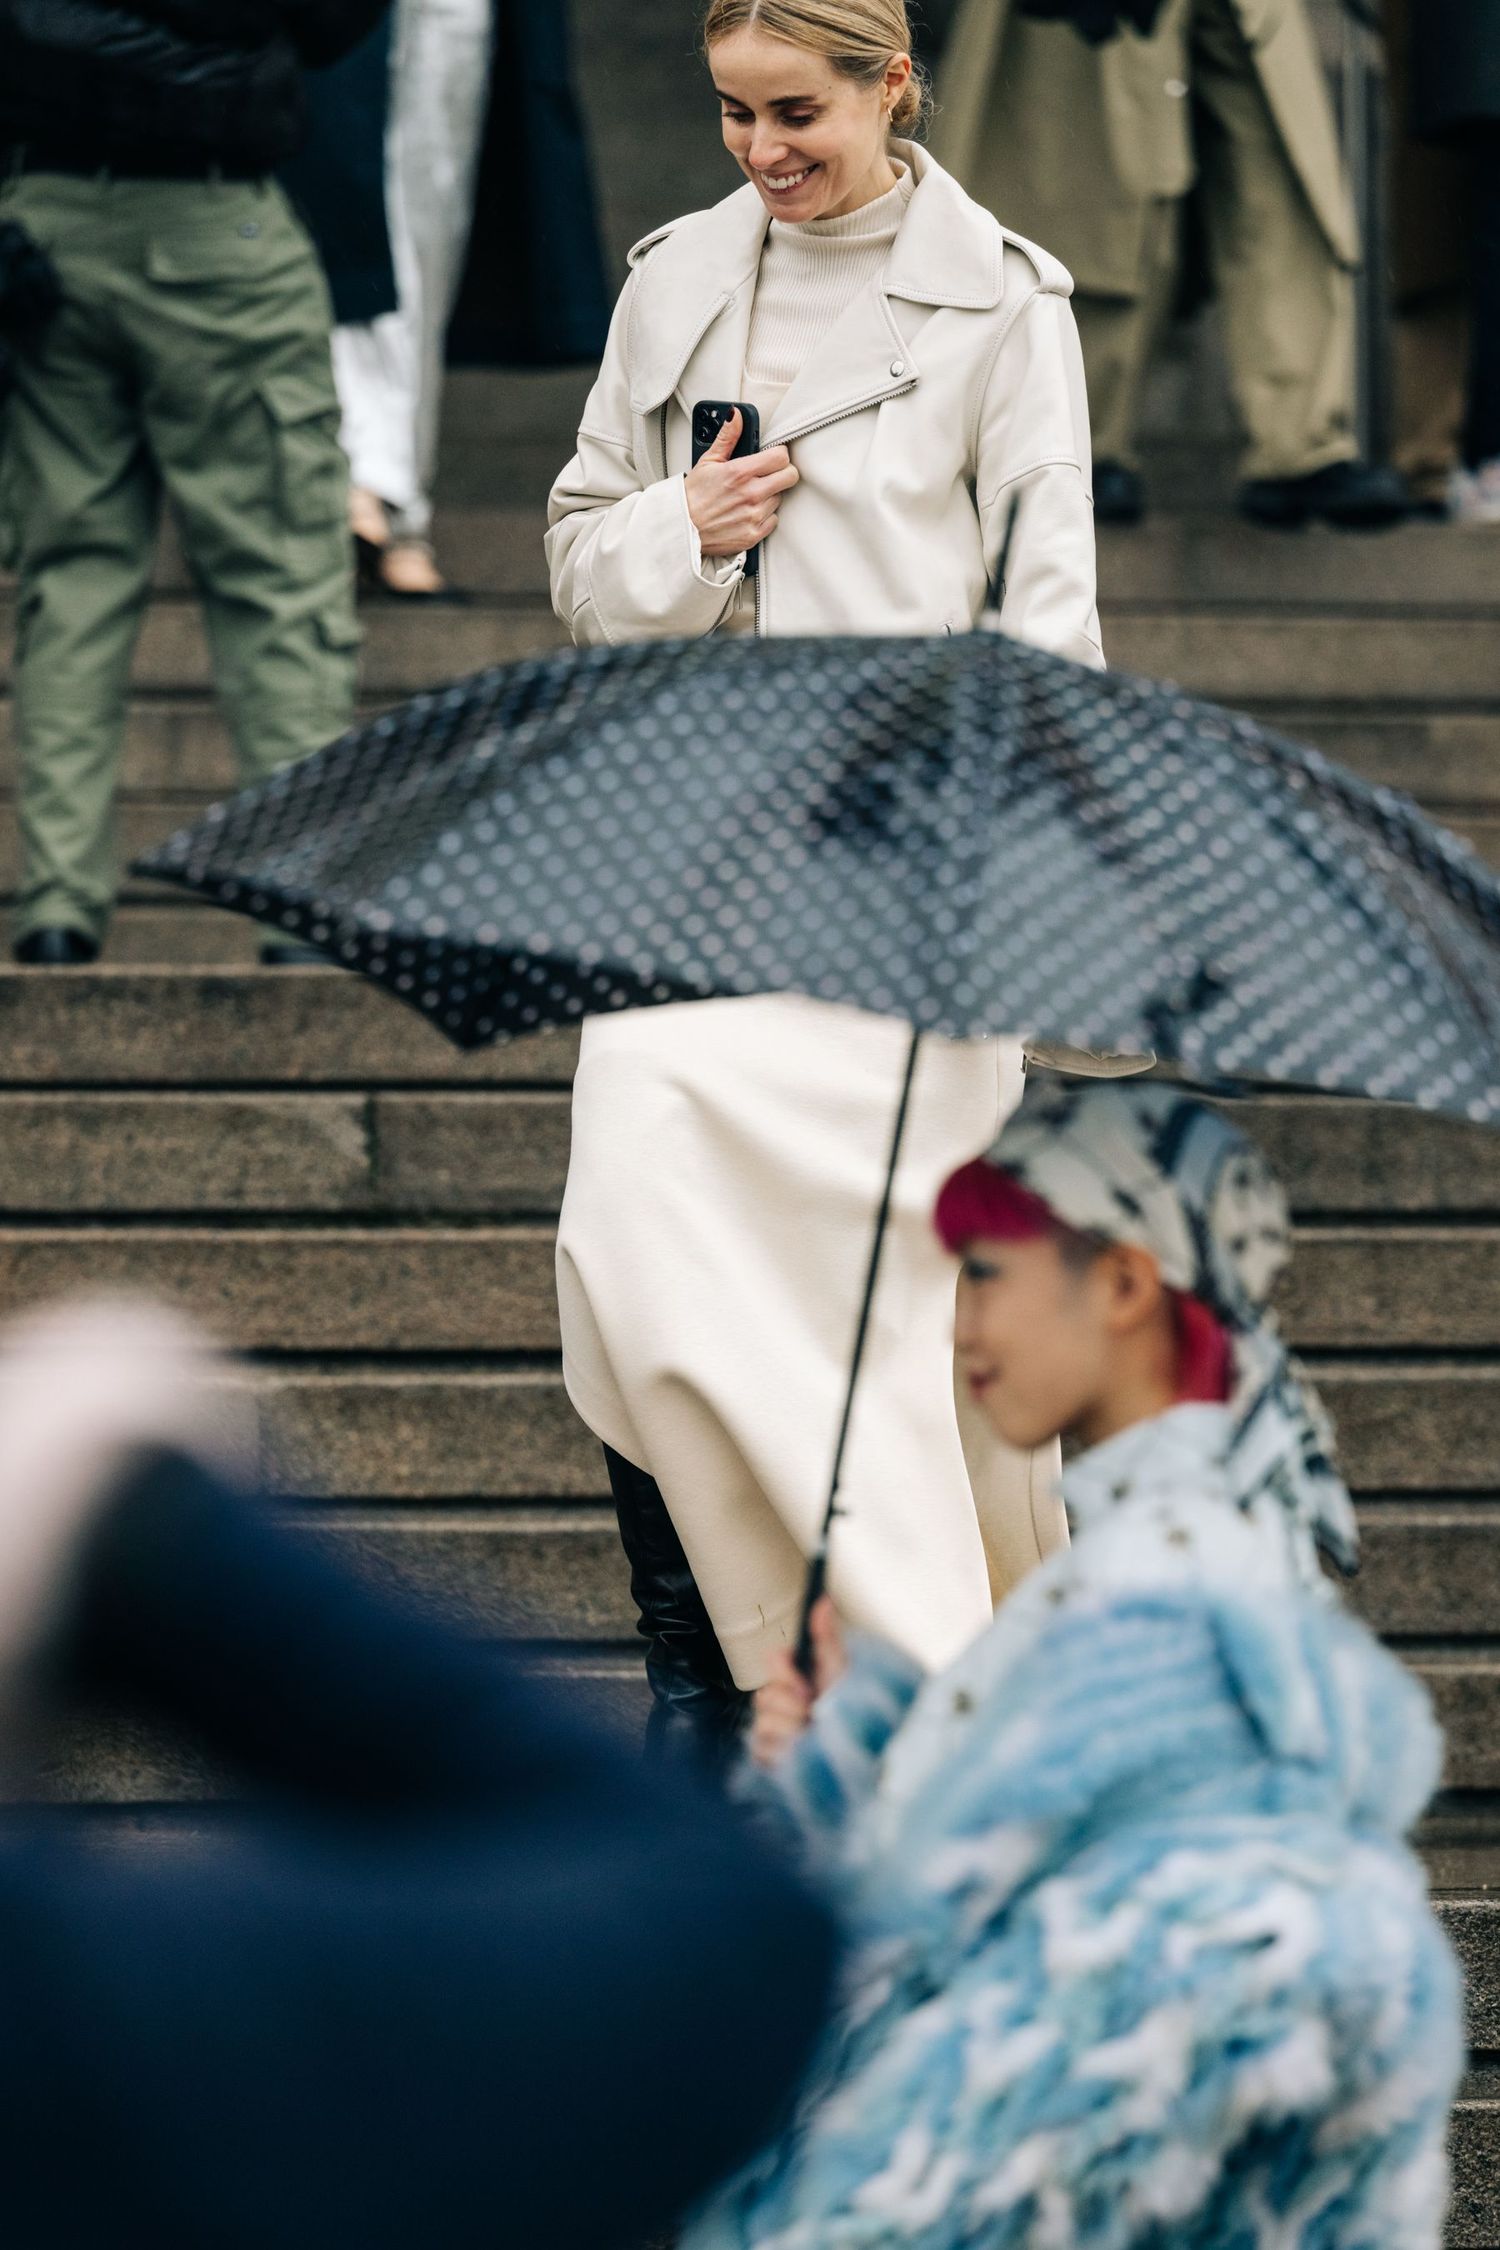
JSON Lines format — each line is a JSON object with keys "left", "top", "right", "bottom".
{"left": 1081, "top": 0, "right": 1357, "bottom": 481}
{"left": 557, "top": 997, "right": 1066, "bottom": 1689}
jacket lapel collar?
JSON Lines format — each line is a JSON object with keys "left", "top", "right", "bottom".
{"left": 628, "top": 184, "right": 768, "bottom": 416}
{"left": 767, "top": 147, "right": 1004, "bottom": 443}
{"left": 883, "top": 142, "right": 1005, "bottom": 311}
{"left": 627, "top": 145, "right": 1006, "bottom": 442}
{"left": 764, "top": 282, "right": 915, "bottom": 445}
{"left": 675, "top": 273, "right": 760, "bottom": 432}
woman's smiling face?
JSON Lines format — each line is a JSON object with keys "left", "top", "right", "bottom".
{"left": 710, "top": 27, "right": 910, "bottom": 222}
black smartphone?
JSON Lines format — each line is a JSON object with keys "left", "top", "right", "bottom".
{"left": 691, "top": 398, "right": 763, "bottom": 579}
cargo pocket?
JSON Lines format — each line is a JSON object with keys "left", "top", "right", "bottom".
{"left": 315, "top": 611, "right": 361, "bottom": 654}
{"left": 145, "top": 215, "right": 309, "bottom": 289}
{"left": 259, "top": 372, "right": 348, "bottom": 533}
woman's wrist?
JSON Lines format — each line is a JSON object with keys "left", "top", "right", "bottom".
{"left": 678, "top": 477, "right": 746, "bottom": 586}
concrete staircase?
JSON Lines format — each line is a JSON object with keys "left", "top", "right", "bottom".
{"left": 2, "top": 0, "right": 1499, "bottom": 2228}
{"left": 2, "top": 518, "right": 1499, "bottom": 2242}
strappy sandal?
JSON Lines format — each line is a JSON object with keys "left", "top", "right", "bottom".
{"left": 377, "top": 536, "right": 467, "bottom": 603}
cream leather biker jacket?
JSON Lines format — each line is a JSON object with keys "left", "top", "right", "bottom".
{"left": 546, "top": 142, "right": 1104, "bottom": 669}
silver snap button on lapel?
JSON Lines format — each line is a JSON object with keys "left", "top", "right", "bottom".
{"left": 890, "top": 359, "right": 906, "bottom": 377}
{"left": 1164, "top": 77, "right": 1188, "bottom": 96}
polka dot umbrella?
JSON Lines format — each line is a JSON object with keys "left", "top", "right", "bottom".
{"left": 135, "top": 628, "right": 1500, "bottom": 1123}
{"left": 136, "top": 627, "right": 1500, "bottom": 1662}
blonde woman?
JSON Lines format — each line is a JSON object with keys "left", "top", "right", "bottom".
{"left": 546, "top": 0, "right": 1104, "bottom": 1759}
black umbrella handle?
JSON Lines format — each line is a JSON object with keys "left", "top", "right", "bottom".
{"left": 794, "top": 1550, "right": 829, "bottom": 1678}
{"left": 794, "top": 1025, "right": 924, "bottom": 1681}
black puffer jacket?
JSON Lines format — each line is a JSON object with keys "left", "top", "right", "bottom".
{"left": 0, "top": 0, "right": 392, "bottom": 175}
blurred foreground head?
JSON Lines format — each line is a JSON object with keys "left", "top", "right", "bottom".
{"left": 0, "top": 1294, "right": 840, "bottom": 2250}
{"left": 0, "top": 1297, "right": 255, "bottom": 1704}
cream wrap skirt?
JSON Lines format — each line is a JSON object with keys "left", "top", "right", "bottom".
{"left": 557, "top": 995, "right": 1067, "bottom": 1687}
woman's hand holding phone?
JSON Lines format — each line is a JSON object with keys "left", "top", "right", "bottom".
{"left": 686, "top": 408, "right": 800, "bottom": 559}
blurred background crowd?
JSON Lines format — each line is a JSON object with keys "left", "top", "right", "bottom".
{"left": 0, "top": 0, "right": 1496, "bottom": 960}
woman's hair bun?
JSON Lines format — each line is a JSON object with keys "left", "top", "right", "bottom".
{"left": 890, "top": 68, "right": 928, "bottom": 134}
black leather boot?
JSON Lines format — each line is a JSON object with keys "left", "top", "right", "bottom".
{"left": 603, "top": 1446, "right": 749, "bottom": 1772}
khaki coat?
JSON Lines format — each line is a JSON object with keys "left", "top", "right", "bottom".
{"left": 546, "top": 145, "right": 1101, "bottom": 1687}
{"left": 931, "top": 0, "right": 1358, "bottom": 300}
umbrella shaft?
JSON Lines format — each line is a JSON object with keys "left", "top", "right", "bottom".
{"left": 795, "top": 1025, "right": 923, "bottom": 1678}
{"left": 794, "top": 1550, "right": 828, "bottom": 1677}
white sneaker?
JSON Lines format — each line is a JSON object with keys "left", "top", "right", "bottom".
{"left": 1447, "top": 459, "right": 1500, "bottom": 525}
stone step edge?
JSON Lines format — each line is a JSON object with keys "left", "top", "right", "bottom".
{"left": 6, "top": 590, "right": 1500, "bottom": 625}
{"left": 7, "top": 691, "right": 1497, "bottom": 728}
{"left": 240, "top": 1360, "right": 1500, "bottom": 1383}
{"left": 272, "top": 1497, "right": 1500, "bottom": 1526}
{"left": 2, "top": 1220, "right": 1490, "bottom": 1241}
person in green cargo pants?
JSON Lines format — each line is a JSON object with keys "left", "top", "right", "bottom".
{"left": 1, "top": 172, "right": 360, "bottom": 963}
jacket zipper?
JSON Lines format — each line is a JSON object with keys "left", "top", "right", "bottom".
{"left": 755, "top": 382, "right": 918, "bottom": 638}
{"left": 770, "top": 381, "right": 917, "bottom": 454}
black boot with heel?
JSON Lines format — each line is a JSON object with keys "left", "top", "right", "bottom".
{"left": 604, "top": 1446, "right": 749, "bottom": 1773}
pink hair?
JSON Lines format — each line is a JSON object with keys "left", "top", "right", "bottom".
{"left": 934, "top": 1157, "right": 1234, "bottom": 1407}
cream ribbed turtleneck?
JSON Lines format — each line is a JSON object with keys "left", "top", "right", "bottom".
{"left": 741, "top": 163, "right": 914, "bottom": 428}
{"left": 713, "top": 165, "right": 914, "bottom": 629}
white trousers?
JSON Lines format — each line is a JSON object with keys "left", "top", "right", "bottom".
{"left": 331, "top": 0, "right": 494, "bottom": 540}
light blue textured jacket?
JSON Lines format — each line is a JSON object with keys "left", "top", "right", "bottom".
{"left": 685, "top": 1407, "right": 1464, "bottom": 2250}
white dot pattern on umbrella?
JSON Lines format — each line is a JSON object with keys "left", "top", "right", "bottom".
{"left": 134, "top": 632, "right": 1500, "bottom": 1123}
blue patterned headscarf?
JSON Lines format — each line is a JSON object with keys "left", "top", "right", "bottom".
{"left": 977, "top": 1078, "right": 1360, "bottom": 1586}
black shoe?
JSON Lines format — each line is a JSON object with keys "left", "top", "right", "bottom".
{"left": 1238, "top": 460, "right": 1410, "bottom": 531}
{"left": 604, "top": 1446, "right": 750, "bottom": 1774}
{"left": 259, "top": 940, "right": 328, "bottom": 966}
{"left": 14, "top": 926, "right": 99, "bottom": 966}
{"left": 1094, "top": 461, "right": 1146, "bottom": 526}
